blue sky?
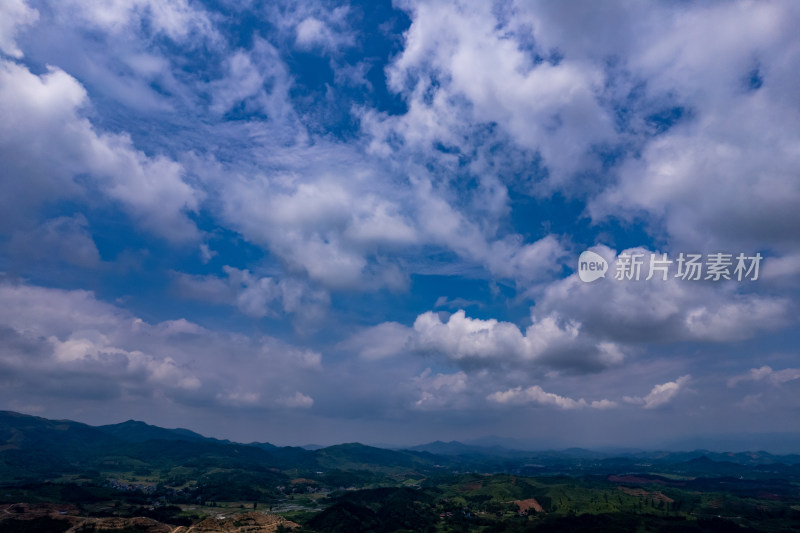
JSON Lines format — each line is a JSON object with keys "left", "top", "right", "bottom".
{"left": 1, "top": 0, "right": 799, "bottom": 450}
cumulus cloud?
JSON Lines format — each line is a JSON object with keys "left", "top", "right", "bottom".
{"left": 194, "top": 139, "right": 567, "bottom": 291}
{"left": 581, "top": 1, "right": 800, "bottom": 255}
{"left": 277, "top": 391, "right": 314, "bottom": 408}
{"left": 413, "top": 310, "right": 532, "bottom": 362}
{"left": 198, "top": 150, "right": 411, "bottom": 289}
{"left": 536, "top": 246, "right": 791, "bottom": 344}
{"left": 366, "top": 1, "right": 615, "bottom": 190}
{"left": 340, "top": 247, "right": 788, "bottom": 393}
{"left": 0, "top": 0, "right": 38, "bottom": 58}
{"left": 412, "top": 369, "right": 469, "bottom": 410}
{"left": 1, "top": 0, "right": 798, "bottom": 442}
{"left": 346, "top": 307, "right": 625, "bottom": 375}
{"left": 412, "top": 309, "right": 626, "bottom": 373}
{"left": 487, "top": 385, "right": 616, "bottom": 410}
{"left": 0, "top": 59, "right": 202, "bottom": 241}
{"left": 4, "top": 0, "right": 570, "bottom": 297}
{"left": 624, "top": 375, "right": 691, "bottom": 409}
{"left": 365, "top": 0, "right": 800, "bottom": 276}
{"left": 0, "top": 280, "right": 322, "bottom": 409}
{"left": 50, "top": 332, "right": 202, "bottom": 391}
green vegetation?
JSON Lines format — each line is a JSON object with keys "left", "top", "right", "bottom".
{"left": 3, "top": 411, "right": 800, "bottom": 532}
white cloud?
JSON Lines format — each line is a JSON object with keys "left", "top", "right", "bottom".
{"left": 340, "top": 322, "right": 413, "bottom": 361}
{"left": 487, "top": 385, "right": 615, "bottom": 410}
{"left": 174, "top": 266, "right": 330, "bottom": 322}
{"left": 199, "top": 243, "right": 217, "bottom": 264}
{"left": 202, "top": 146, "right": 565, "bottom": 292}
{"left": 268, "top": 3, "right": 354, "bottom": 53}
{"left": 343, "top": 305, "right": 628, "bottom": 375}
{"left": 0, "top": 0, "right": 38, "bottom": 58}
{"left": 9, "top": 0, "right": 572, "bottom": 295}
{"left": 295, "top": 15, "right": 353, "bottom": 52}
{"left": 728, "top": 366, "right": 800, "bottom": 388}
{"left": 624, "top": 375, "right": 691, "bottom": 409}
{"left": 0, "top": 59, "right": 202, "bottom": 241}
{"left": 0, "top": 280, "right": 322, "bottom": 409}
{"left": 412, "top": 369, "right": 468, "bottom": 410}
{"left": 411, "top": 309, "right": 624, "bottom": 373}
{"left": 590, "top": 399, "right": 618, "bottom": 410}
{"left": 207, "top": 38, "right": 296, "bottom": 122}
{"left": 226, "top": 267, "right": 282, "bottom": 318}
{"left": 217, "top": 391, "right": 261, "bottom": 407}
{"left": 278, "top": 391, "right": 314, "bottom": 408}
{"left": 762, "top": 253, "right": 800, "bottom": 281}
{"left": 413, "top": 310, "right": 531, "bottom": 362}
{"left": 684, "top": 299, "right": 789, "bottom": 342}
{"left": 536, "top": 246, "right": 791, "bottom": 345}
{"left": 261, "top": 340, "right": 322, "bottom": 372}
{"left": 49, "top": 333, "right": 202, "bottom": 391}
{"left": 1, "top": 0, "right": 797, "bottom": 438}
{"left": 204, "top": 152, "right": 416, "bottom": 289}
{"left": 366, "top": 1, "right": 615, "bottom": 189}
{"left": 363, "top": 0, "right": 800, "bottom": 283}
{"left": 582, "top": 1, "right": 800, "bottom": 255}
{"left": 55, "top": 0, "right": 218, "bottom": 43}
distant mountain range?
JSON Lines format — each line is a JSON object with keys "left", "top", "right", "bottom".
{"left": 2, "top": 409, "right": 800, "bottom": 487}
{"left": 97, "top": 419, "right": 214, "bottom": 443}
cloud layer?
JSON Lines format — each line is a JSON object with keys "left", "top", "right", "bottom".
{"left": 0, "top": 0, "right": 798, "bottom": 446}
